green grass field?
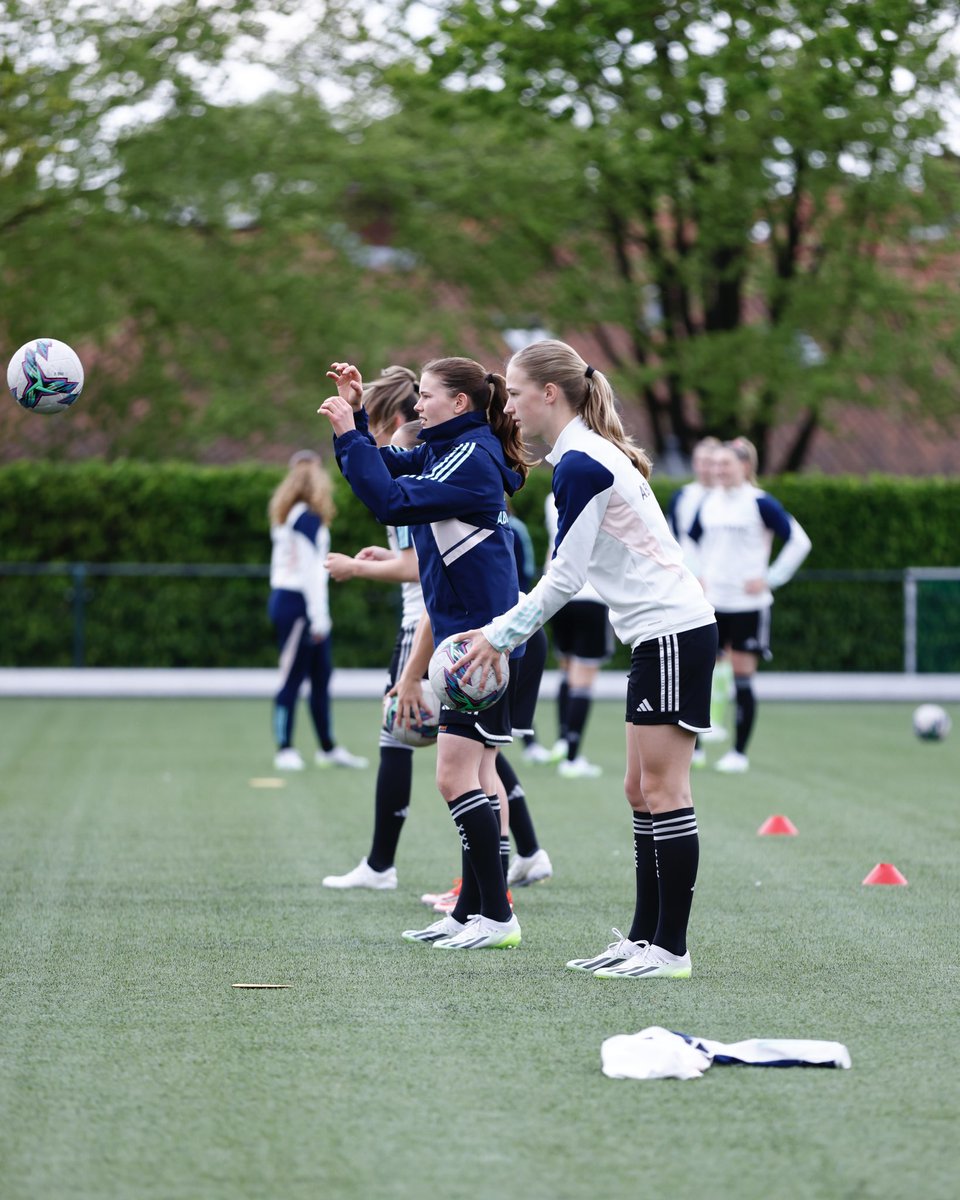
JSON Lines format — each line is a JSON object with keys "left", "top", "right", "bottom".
{"left": 1, "top": 695, "right": 958, "bottom": 1200}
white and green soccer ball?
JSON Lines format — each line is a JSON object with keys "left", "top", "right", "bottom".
{"left": 428, "top": 635, "right": 508, "bottom": 714}
{"left": 382, "top": 686, "right": 442, "bottom": 747}
{"left": 7, "top": 338, "right": 84, "bottom": 414}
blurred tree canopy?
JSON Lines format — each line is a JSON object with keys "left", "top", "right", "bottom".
{"left": 2, "top": 0, "right": 959, "bottom": 469}
{"left": 322, "top": 0, "right": 960, "bottom": 470}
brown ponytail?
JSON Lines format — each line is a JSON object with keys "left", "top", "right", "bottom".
{"left": 422, "top": 357, "right": 533, "bottom": 482}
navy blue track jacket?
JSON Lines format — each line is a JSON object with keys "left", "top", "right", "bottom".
{"left": 334, "top": 410, "right": 526, "bottom": 653}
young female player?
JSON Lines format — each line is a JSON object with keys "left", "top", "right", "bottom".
{"left": 267, "top": 451, "right": 368, "bottom": 771}
{"left": 320, "top": 378, "right": 427, "bottom": 891}
{"left": 451, "top": 339, "right": 717, "bottom": 979}
{"left": 318, "top": 356, "right": 532, "bottom": 950}
{"left": 688, "top": 437, "right": 811, "bottom": 773}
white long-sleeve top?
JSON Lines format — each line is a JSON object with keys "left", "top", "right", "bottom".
{"left": 689, "top": 483, "right": 812, "bottom": 612}
{"left": 269, "top": 501, "right": 332, "bottom": 637}
{"left": 544, "top": 491, "right": 604, "bottom": 604}
{"left": 483, "top": 417, "right": 714, "bottom": 653}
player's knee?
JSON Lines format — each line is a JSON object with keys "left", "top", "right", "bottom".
{"left": 624, "top": 774, "right": 646, "bottom": 809}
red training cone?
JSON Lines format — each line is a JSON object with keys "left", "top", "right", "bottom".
{"left": 862, "top": 862, "right": 908, "bottom": 886}
{"left": 757, "top": 814, "right": 798, "bottom": 836}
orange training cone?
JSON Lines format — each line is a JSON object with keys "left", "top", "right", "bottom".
{"left": 757, "top": 814, "right": 798, "bottom": 836}
{"left": 862, "top": 862, "right": 908, "bottom": 886}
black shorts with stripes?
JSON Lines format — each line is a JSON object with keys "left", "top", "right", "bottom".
{"left": 626, "top": 622, "right": 718, "bottom": 732}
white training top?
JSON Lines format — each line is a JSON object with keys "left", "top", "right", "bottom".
{"left": 387, "top": 524, "right": 425, "bottom": 629}
{"left": 269, "top": 500, "right": 332, "bottom": 637}
{"left": 483, "top": 416, "right": 715, "bottom": 653}
{"left": 689, "top": 483, "right": 812, "bottom": 613}
{"left": 544, "top": 491, "right": 605, "bottom": 604}
{"left": 667, "top": 479, "right": 711, "bottom": 571}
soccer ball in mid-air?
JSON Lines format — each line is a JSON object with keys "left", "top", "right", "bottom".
{"left": 382, "top": 686, "right": 442, "bottom": 748}
{"left": 428, "top": 635, "right": 509, "bottom": 714}
{"left": 7, "top": 338, "right": 84, "bottom": 413}
{"left": 912, "top": 704, "right": 951, "bottom": 742}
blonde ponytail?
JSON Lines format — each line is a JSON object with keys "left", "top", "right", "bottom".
{"left": 509, "top": 340, "right": 651, "bottom": 478}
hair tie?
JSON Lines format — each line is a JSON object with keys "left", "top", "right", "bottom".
{"left": 484, "top": 372, "right": 496, "bottom": 385}
{"left": 585, "top": 365, "right": 595, "bottom": 379}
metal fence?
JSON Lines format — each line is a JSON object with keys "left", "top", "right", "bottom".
{"left": 0, "top": 562, "right": 957, "bottom": 672}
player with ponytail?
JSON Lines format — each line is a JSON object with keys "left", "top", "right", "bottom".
{"left": 319, "top": 356, "right": 533, "bottom": 951}
{"left": 453, "top": 338, "right": 718, "bottom": 980}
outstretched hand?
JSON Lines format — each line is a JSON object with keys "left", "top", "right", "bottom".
{"left": 326, "top": 362, "right": 364, "bottom": 409}
{"left": 318, "top": 393, "right": 357, "bottom": 436}
{"left": 449, "top": 630, "right": 505, "bottom": 689}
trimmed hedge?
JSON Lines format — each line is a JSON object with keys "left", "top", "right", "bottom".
{"left": 0, "top": 461, "right": 956, "bottom": 670}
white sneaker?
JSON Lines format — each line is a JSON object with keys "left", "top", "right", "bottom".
{"left": 691, "top": 748, "right": 707, "bottom": 769}
{"left": 401, "top": 915, "right": 465, "bottom": 943}
{"left": 558, "top": 756, "right": 602, "bottom": 779}
{"left": 595, "top": 943, "right": 692, "bottom": 979}
{"left": 273, "top": 747, "right": 305, "bottom": 770}
{"left": 507, "top": 848, "right": 553, "bottom": 887}
{"left": 714, "top": 749, "right": 749, "bottom": 773}
{"left": 700, "top": 726, "right": 728, "bottom": 743}
{"left": 566, "top": 929, "right": 647, "bottom": 973}
{"left": 433, "top": 912, "right": 522, "bottom": 950}
{"left": 521, "top": 742, "right": 553, "bottom": 765}
{"left": 547, "top": 738, "right": 569, "bottom": 763}
{"left": 316, "top": 746, "right": 369, "bottom": 769}
{"left": 322, "top": 857, "right": 397, "bottom": 890}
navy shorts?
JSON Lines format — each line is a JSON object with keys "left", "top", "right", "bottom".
{"left": 550, "top": 599, "right": 613, "bottom": 664}
{"left": 626, "top": 622, "right": 719, "bottom": 732}
{"left": 716, "top": 609, "right": 772, "bottom": 660}
{"left": 439, "top": 666, "right": 519, "bottom": 748}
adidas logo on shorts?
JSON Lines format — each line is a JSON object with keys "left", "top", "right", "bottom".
{"left": 635, "top": 698, "right": 654, "bottom": 713}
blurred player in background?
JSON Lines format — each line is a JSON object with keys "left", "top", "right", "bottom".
{"left": 689, "top": 437, "right": 812, "bottom": 773}
{"left": 267, "top": 451, "right": 368, "bottom": 771}
{"left": 666, "top": 436, "right": 727, "bottom": 763}
{"left": 543, "top": 490, "right": 612, "bottom": 779}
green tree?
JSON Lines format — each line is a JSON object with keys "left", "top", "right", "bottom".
{"left": 319, "top": 0, "right": 960, "bottom": 470}
{"left": 0, "top": 1, "right": 427, "bottom": 460}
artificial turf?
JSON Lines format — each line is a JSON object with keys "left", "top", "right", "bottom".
{"left": 1, "top": 695, "right": 958, "bottom": 1200}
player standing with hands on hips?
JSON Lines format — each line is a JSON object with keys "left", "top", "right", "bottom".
{"left": 318, "top": 357, "right": 531, "bottom": 951}
{"left": 451, "top": 340, "right": 717, "bottom": 980}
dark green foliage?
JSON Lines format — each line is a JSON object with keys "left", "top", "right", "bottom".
{"left": 0, "top": 463, "right": 956, "bottom": 669}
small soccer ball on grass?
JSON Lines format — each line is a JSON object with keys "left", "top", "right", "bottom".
{"left": 382, "top": 686, "right": 442, "bottom": 748}
{"left": 428, "top": 635, "right": 508, "bottom": 714}
{"left": 7, "top": 338, "right": 84, "bottom": 413}
{"left": 912, "top": 703, "right": 951, "bottom": 742}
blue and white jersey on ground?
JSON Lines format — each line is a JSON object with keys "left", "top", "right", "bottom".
{"left": 482, "top": 416, "right": 714, "bottom": 654}
{"left": 688, "top": 483, "right": 812, "bottom": 613}
{"left": 269, "top": 501, "right": 331, "bottom": 637}
{"left": 666, "top": 479, "right": 711, "bottom": 571}
{"left": 334, "top": 409, "right": 524, "bottom": 651}
{"left": 387, "top": 523, "right": 425, "bottom": 629}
